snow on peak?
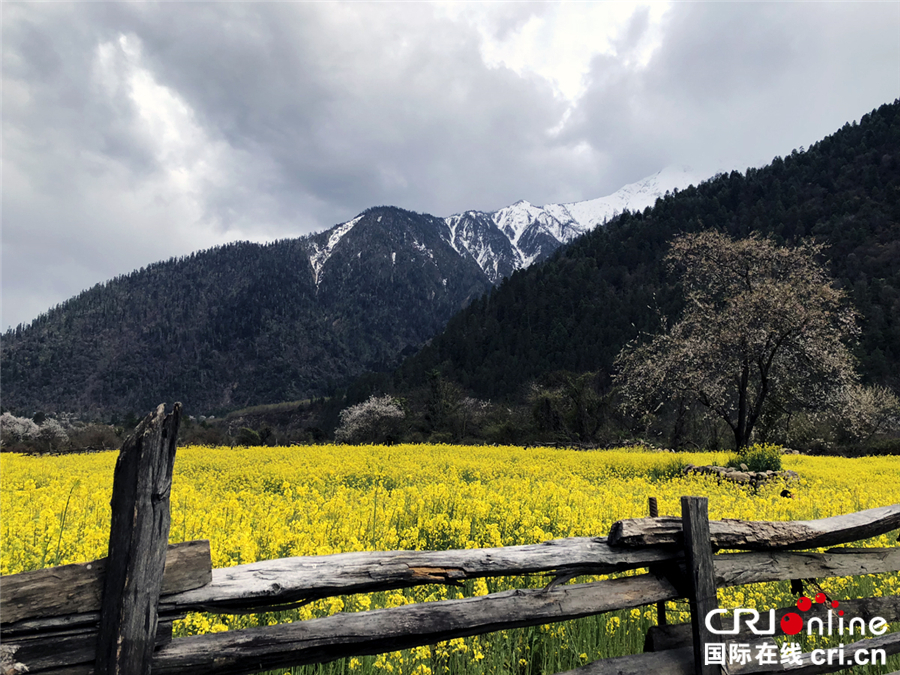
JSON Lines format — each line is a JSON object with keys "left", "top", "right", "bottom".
{"left": 562, "top": 166, "right": 706, "bottom": 230}
{"left": 440, "top": 165, "right": 709, "bottom": 284}
{"left": 308, "top": 166, "right": 710, "bottom": 293}
{"left": 309, "top": 215, "right": 362, "bottom": 286}
{"left": 493, "top": 200, "right": 562, "bottom": 245}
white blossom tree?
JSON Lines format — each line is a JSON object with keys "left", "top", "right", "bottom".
{"left": 835, "top": 383, "right": 900, "bottom": 442}
{"left": 615, "top": 232, "right": 859, "bottom": 449}
{"left": 35, "top": 418, "right": 69, "bottom": 452}
{"left": 0, "top": 412, "right": 39, "bottom": 446}
{"left": 335, "top": 395, "right": 405, "bottom": 444}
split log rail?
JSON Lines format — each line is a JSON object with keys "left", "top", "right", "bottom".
{"left": 1, "top": 404, "right": 898, "bottom": 675}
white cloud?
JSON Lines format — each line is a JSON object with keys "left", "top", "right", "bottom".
{"left": 441, "top": 2, "right": 671, "bottom": 103}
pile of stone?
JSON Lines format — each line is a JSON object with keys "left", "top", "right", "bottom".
{"left": 683, "top": 463, "right": 799, "bottom": 486}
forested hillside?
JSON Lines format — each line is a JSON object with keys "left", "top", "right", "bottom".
{"left": 1, "top": 207, "right": 491, "bottom": 415}
{"left": 393, "top": 101, "right": 900, "bottom": 401}
{"left": 4, "top": 101, "right": 898, "bottom": 430}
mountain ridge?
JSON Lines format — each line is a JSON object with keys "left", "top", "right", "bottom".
{"left": 1, "top": 168, "right": 702, "bottom": 416}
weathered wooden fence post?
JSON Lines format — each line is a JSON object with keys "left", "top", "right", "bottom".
{"left": 96, "top": 403, "right": 182, "bottom": 675}
{"left": 681, "top": 496, "right": 721, "bottom": 675}
{"left": 648, "top": 497, "right": 667, "bottom": 627}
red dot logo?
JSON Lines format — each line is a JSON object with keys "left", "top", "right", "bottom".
{"left": 815, "top": 592, "right": 827, "bottom": 603}
{"left": 781, "top": 613, "right": 804, "bottom": 635}
{"left": 797, "top": 596, "right": 812, "bottom": 611}
{"left": 831, "top": 600, "right": 839, "bottom": 609}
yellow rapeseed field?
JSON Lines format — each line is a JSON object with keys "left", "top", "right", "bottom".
{"left": 2, "top": 445, "right": 898, "bottom": 674}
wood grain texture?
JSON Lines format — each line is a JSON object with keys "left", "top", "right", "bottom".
{"left": 158, "top": 537, "right": 677, "bottom": 614}
{"left": 16, "top": 547, "right": 895, "bottom": 633}
{"left": 0, "top": 540, "right": 211, "bottom": 626}
{"left": 608, "top": 504, "right": 900, "bottom": 550}
{"left": 150, "top": 574, "right": 682, "bottom": 675}
{"left": 146, "top": 548, "right": 898, "bottom": 674}
{"left": 1, "top": 623, "right": 174, "bottom": 674}
{"left": 159, "top": 547, "right": 896, "bottom": 617}
{"left": 4, "top": 547, "right": 897, "bottom": 674}
{"left": 95, "top": 403, "right": 181, "bottom": 675}
{"left": 681, "top": 497, "right": 720, "bottom": 675}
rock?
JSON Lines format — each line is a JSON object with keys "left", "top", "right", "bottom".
{"left": 740, "top": 463, "right": 749, "bottom": 471}
{"left": 683, "top": 464, "right": 799, "bottom": 486}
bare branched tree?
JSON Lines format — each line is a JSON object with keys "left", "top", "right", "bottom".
{"left": 614, "top": 232, "right": 859, "bottom": 449}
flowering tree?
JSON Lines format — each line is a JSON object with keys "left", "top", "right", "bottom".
{"left": 615, "top": 232, "right": 859, "bottom": 449}
{"left": 835, "top": 384, "right": 900, "bottom": 442}
{"left": 0, "top": 412, "right": 39, "bottom": 446}
{"left": 335, "top": 395, "right": 405, "bottom": 444}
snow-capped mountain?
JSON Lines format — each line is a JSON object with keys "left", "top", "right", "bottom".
{"left": 306, "top": 166, "right": 707, "bottom": 287}
{"left": 438, "top": 165, "right": 708, "bottom": 283}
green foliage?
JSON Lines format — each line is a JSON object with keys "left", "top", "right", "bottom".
{"left": 235, "top": 427, "right": 262, "bottom": 447}
{"left": 529, "top": 371, "right": 612, "bottom": 443}
{"left": 860, "top": 437, "right": 900, "bottom": 456}
{"left": 727, "top": 443, "right": 783, "bottom": 472}
{"left": 648, "top": 457, "right": 687, "bottom": 482}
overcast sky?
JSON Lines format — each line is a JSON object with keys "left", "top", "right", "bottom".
{"left": 3, "top": 2, "right": 899, "bottom": 330}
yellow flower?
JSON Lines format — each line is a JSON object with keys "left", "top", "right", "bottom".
{"left": 2, "top": 443, "right": 897, "bottom": 668}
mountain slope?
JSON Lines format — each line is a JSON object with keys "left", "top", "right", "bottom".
{"left": 1, "top": 165, "right": 703, "bottom": 416}
{"left": 1, "top": 207, "right": 491, "bottom": 415}
{"left": 394, "top": 101, "right": 900, "bottom": 400}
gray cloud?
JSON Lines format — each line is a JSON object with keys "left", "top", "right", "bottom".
{"left": 570, "top": 3, "right": 900, "bottom": 180}
{"left": 3, "top": 2, "right": 899, "bottom": 329}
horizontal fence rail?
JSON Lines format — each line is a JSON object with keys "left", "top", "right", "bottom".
{"left": 5, "top": 541, "right": 898, "bottom": 634}
{"left": 609, "top": 505, "right": 900, "bottom": 550}
{"left": 4, "top": 530, "right": 898, "bottom": 673}
{"left": 1, "top": 540, "right": 211, "bottom": 625}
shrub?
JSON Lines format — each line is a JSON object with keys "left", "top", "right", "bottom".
{"left": 727, "top": 443, "right": 783, "bottom": 472}
{"left": 863, "top": 437, "right": 900, "bottom": 456}
{"left": 68, "top": 424, "right": 121, "bottom": 451}
{"left": 235, "top": 427, "right": 262, "bottom": 447}
{"left": 648, "top": 457, "right": 687, "bottom": 481}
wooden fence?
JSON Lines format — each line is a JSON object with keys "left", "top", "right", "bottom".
{"left": 2, "top": 405, "right": 899, "bottom": 675}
